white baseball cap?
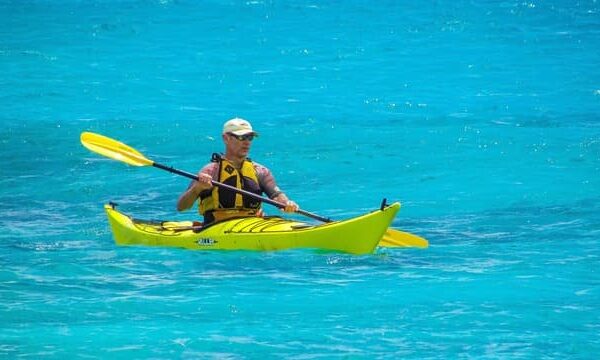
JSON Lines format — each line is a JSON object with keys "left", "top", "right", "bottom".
{"left": 222, "top": 118, "right": 258, "bottom": 136}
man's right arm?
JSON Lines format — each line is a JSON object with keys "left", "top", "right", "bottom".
{"left": 176, "top": 164, "right": 216, "bottom": 211}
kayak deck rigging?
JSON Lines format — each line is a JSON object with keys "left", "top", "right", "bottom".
{"left": 127, "top": 213, "right": 316, "bottom": 235}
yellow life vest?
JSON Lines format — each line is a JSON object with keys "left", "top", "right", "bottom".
{"left": 199, "top": 154, "right": 262, "bottom": 222}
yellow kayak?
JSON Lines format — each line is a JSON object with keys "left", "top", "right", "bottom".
{"left": 105, "top": 202, "right": 400, "bottom": 254}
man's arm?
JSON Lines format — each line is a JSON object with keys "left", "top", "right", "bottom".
{"left": 177, "top": 164, "right": 215, "bottom": 211}
{"left": 256, "top": 164, "right": 299, "bottom": 213}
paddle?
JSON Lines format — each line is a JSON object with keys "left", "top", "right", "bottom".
{"left": 80, "top": 132, "right": 428, "bottom": 248}
{"left": 380, "top": 228, "right": 428, "bottom": 248}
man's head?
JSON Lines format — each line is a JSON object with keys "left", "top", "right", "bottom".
{"left": 222, "top": 118, "right": 258, "bottom": 159}
{"left": 222, "top": 118, "right": 258, "bottom": 137}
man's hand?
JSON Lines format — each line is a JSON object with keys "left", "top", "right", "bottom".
{"left": 273, "top": 193, "right": 299, "bottom": 213}
{"left": 190, "top": 172, "right": 214, "bottom": 195}
{"left": 283, "top": 200, "right": 299, "bottom": 213}
{"left": 196, "top": 172, "right": 213, "bottom": 188}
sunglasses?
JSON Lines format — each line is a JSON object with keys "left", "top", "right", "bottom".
{"left": 227, "top": 133, "right": 255, "bottom": 141}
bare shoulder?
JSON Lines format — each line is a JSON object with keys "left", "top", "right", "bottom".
{"left": 200, "top": 162, "right": 218, "bottom": 175}
{"left": 252, "top": 161, "right": 271, "bottom": 175}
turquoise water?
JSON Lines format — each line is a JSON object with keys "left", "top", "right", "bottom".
{"left": 1, "top": 0, "right": 599, "bottom": 357}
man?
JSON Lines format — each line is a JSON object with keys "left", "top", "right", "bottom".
{"left": 177, "top": 117, "right": 299, "bottom": 224}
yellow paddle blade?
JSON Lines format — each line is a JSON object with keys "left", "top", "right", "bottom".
{"left": 80, "top": 132, "right": 154, "bottom": 167}
{"left": 379, "top": 228, "right": 429, "bottom": 248}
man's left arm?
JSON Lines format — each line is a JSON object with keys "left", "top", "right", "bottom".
{"left": 256, "top": 164, "right": 299, "bottom": 213}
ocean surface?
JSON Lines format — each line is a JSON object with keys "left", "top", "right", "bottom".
{"left": 1, "top": 0, "right": 599, "bottom": 358}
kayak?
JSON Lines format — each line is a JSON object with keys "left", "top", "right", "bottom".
{"left": 105, "top": 202, "right": 400, "bottom": 254}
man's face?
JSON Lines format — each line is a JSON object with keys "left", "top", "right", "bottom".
{"left": 224, "top": 133, "right": 254, "bottom": 158}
